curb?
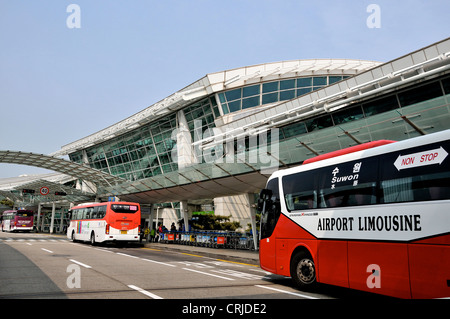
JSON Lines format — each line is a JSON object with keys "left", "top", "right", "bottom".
{"left": 143, "top": 243, "right": 260, "bottom": 266}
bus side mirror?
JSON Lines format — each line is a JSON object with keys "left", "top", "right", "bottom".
{"left": 257, "top": 189, "right": 273, "bottom": 211}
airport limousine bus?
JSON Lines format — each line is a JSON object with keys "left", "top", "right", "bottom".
{"left": 67, "top": 202, "right": 141, "bottom": 245}
{"left": 1, "top": 210, "right": 34, "bottom": 232}
{"left": 258, "top": 130, "right": 450, "bottom": 298}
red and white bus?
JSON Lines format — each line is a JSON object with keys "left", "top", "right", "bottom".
{"left": 258, "top": 130, "right": 450, "bottom": 299}
{"left": 67, "top": 202, "right": 141, "bottom": 245}
{"left": 1, "top": 210, "right": 34, "bottom": 232}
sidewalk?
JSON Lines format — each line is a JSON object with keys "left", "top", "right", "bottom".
{"left": 143, "top": 241, "right": 260, "bottom": 266}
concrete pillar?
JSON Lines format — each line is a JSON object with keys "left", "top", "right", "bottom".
{"left": 180, "top": 200, "right": 190, "bottom": 231}
{"left": 176, "top": 110, "right": 198, "bottom": 169}
{"left": 149, "top": 204, "right": 156, "bottom": 230}
{"left": 246, "top": 193, "right": 258, "bottom": 250}
{"left": 59, "top": 208, "right": 65, "bottom": 233}
{"left": 36, "top": 203, "right": 42, "bottom": 232}
{"left": 50, "top": 202, "right": 56, "bottom": 234}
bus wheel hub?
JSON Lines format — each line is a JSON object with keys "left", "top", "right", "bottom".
{"left": 298, "top": 259, "right": 315, "bottom": 283}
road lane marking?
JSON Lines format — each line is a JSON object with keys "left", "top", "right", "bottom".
{"left": 141, "top": 247, "right": 161, "bottom": 252}
{"left": 116, "top": 252, "right": 139, "bottom": 259}
{"left": 255, "top": 285, "right": 319, "bottom": 299}
{"left": 128, "top": 285, "right": 163, "bottom": 299}
{"left": 69, "top": 259, "right": 92, "bottom": 269}
{"left": 181, "top": 252, "right": 206, "bottom": 258}
{"left": 216, "top": 259, "right": 259, "bottom": 267}
{"left": 182, "top": 267, "right": 235, "bottom": 281}
{"left": 140, "top": 258, "right": 176, "bottom": 267}
{"left": 41, "top": 248, "right": 53, "bottom": 253}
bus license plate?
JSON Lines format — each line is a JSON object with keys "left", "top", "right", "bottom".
{"left": 121, "top": 230, "right": 127, "bottom": 234}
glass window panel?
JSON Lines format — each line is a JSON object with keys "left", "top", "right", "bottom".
{"left": 305, "top": 115, "right": 333, "bottom": 132}
{"left": 442, "top": 77, "right": 450, "bottom": 94}
{"left": 225, "top": 88, "right": 242, "bottom": 102}
{"left": 297, "top": 77, "right": 312, "bottom": 87}
{"left": 329, "top": 76, "right": 343, "bottom": 84}
{"left": 191, "top": 107, "right": 204, "bottom": 118}
{"left": 228, "top": 100, "right": 241, "bottom": 112}
{"left": 218, "top": 93, "right": 226, "bottom": 104}
{"left": 333, "top": 106, "right": 364, "bottom": 124}
{"left": 222, "top": 103, "right": 230, "bottom": 114}
{"left": 243, "top": 84, "right": 260, "bottom": 97}
{"left": 263, "top": 81, "right": 279, "bottom": 93}
{"left": 313, "top": 77, "right": 327, "bottom": 86}
{"left": 282, "top": 122, "right": 307, "bottom": 139}
{"left": 242, "top": 96, "right": 260, "bottom": 109}
{"left": 280, "top": 79, "right": 295, "bottom": 90}
{"left": 213, "top": 105, "right": 221, "bottom": 118}
{"left": 297, "top": 87, "right": 312, "bottom": 96}
{"left": 398, "top": 82, "right": 443, "bottom": 107}
{"left": 185, "top": 112, "right": 193, "bottom": 122}
{"left": 280, "top": 89, "right": 296, "bottom": 101}
{"left": 262, "top": 92, "right": 279, "bottom": 105}
{"left": 363, "top": 95, "right": 399, "bottom": 116}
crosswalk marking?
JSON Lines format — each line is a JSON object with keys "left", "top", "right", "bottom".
{"left": 0, "top": 237, "right": 68, "bottom": 243}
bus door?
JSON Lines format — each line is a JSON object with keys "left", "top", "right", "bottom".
{"left": 259, "top": 178, "right": 281, "bottom": 273}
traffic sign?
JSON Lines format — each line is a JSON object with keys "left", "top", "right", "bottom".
{"left": 39, "top": 186, "right": 50, "bottom": 196}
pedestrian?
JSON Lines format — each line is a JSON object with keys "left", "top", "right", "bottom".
{"left": 150, "top": 228, "right": 156, "bottom": 242}
{"left": 144, "top": 226, "right": 150, "bottom": 242}
{"left": 170, "top": 222, "right": 176, "bottom": 232}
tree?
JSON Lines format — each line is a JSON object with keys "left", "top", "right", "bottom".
{"left": 0, "top": 199, "right": 14, "bottom": 208}
{"left": 191, "top": 214, "right": 241, "bottom": 231}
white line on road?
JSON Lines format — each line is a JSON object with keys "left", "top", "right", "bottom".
{"left": 41, "top": 248, "right": 53, "bottom": 253}
{"left": 69, "top": 259, "right": 92, "bottom": 269}
{"left": 116, "top": 252, "right": 139, "bottom": 259}
{"left": 182, "top": 267, "right": 235, "bottom": 281}
{"left": 255, "top": 285, "right": 319, "bottom": 299}
{"left": 140, "top": 258, "right": 176, "bottom": 268}
{"left": 128, "top": 285, "right": 163, "bottom": 299}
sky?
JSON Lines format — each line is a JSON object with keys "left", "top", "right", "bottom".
{"left": 0, "top": 0, "right": 449, "bottom": 178}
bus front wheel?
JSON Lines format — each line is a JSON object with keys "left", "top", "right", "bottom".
{"left": 290, "top": 250, "right": 317, "bottom": 290}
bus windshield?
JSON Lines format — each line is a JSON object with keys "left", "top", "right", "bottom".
{"left": 111, "top": 204, "right": 138, "bottom": 213}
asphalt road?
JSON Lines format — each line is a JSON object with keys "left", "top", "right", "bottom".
{"left": 0, "top": 231, "right": 380, "bottom": 300}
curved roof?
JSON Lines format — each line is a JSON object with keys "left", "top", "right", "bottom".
{"left": 51, "top": 59, "right": 381, "bottom": 157}
{"left": 0, "top": 150, "right": 125, "bottom": 187}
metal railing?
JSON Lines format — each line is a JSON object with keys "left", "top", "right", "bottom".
{"left": 153, "top": 230, "right": 258, "bottom": 251}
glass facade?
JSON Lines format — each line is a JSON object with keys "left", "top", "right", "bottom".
{"left": 218, "top": 76, "right": 348, "bottom": 114}
{"left": 276, "top": 75, "right": 450, "bottom": 166}
{"left": 70, "top": 75, "right": 450, "bottom": 196}
{"left": 69, "top": 97, "right": 220, "bottom": 181}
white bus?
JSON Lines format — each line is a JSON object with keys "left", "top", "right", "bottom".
{"left": 258, "top": 129, "right": 450, "bottom": 298}
{"left": 67, "top": 202, "right": 141, "bottom": 245}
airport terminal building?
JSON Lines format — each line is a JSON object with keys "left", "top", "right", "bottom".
{"left": 4, "top": 38, "right": 450, "bottom": 231}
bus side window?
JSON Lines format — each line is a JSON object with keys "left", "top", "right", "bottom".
{"left": 98, "top": 205, "right": 107, "bottom": 219}
{"left": 77, "top": 209, "right": 84, "bottom": 220}
{"left": 282, "top": 171, "right": 317, "bottom": 211}
{"left": 85, "top": 207, "right": 93, "bottom": 219}
{"left": 92, "top": 206, "right": 99, "bottom": 219}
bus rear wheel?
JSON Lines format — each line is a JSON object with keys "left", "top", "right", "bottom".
{"left": 290, "top": 250, "right": 317, "bottom": 290}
